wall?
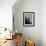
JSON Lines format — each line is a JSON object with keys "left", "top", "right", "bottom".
{"left": 13, "top": 0, "right": 41, "bottom": 46}
{"left": 0, "top": 0, "right": 16, "bottom": 30}
{"left": 41, "top": 0, "right": 46, "bottom": 46}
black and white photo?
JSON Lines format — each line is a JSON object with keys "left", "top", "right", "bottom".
{"left": 23, "top": 12, "right": 35, "bottom": 27}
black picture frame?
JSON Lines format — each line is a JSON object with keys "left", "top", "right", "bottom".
{"left": 23, "top": 12, "right": 35, "bottom": 27}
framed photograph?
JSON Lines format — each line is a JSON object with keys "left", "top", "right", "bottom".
{"left": 13, "top": 13, "right": 15, "bottom": 31}
{"left": 23, "top": 12, "right": 35, "bottom": 27}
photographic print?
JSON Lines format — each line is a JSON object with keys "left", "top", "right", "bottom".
{"left": 23, "top": 12, "right": 35, "bottom": 27}
{"left": 13, "top": 13, "right": 15, "bottom": 31}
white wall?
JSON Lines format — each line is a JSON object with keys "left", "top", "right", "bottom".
{"left": 13, "top": 0, "right": 41, "bottom": 46}
{"left": 0, "top": 0, "right": 16, "bottom": 29}
{"left": 41, "top": 0, "right": 46, "bottom": 46}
